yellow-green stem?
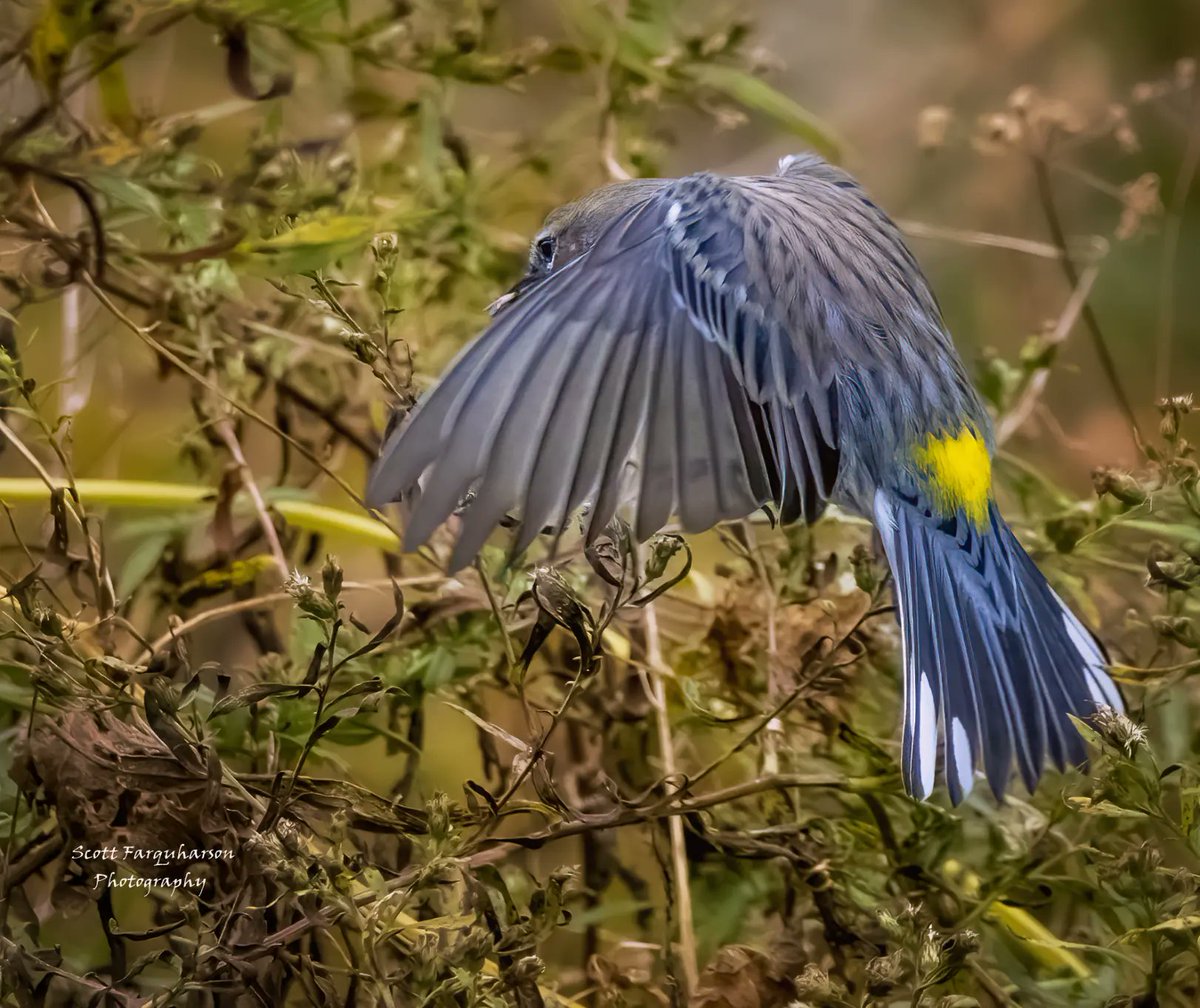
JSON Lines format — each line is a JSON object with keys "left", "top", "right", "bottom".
{"left": 0, "top": 478, "right": 399, "bottom": 552}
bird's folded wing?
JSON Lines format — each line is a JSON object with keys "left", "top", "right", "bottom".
{"left": 365, "top": 176, "right": 843, "bottom": 569}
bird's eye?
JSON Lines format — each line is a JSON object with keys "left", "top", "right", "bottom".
{"left": 535, "top": 236, "right": 556, "bottom": 263}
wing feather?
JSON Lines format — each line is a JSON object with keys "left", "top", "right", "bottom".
{"left": 636, "top": 312, "right": 682, "bottom": 540}
{"left": 512, "top": 280, "right": 652, "bottom": 555}
{"left": 366, "top": 175, "right": 845, "bottom": 566}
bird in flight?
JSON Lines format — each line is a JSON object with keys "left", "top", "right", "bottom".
{"left": 365, "top": 152, "right": 1124, "bottom": 803}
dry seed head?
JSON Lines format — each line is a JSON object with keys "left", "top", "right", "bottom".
{"left": 917, "top": 105, "right": 953, "bottom": 150}
{"left": 794, "top": 964, "right": 841, "bottom": 999}
{"left": 865, "top": 951, "right": 905, "bottom": 995}
{"left": 1091, "top": 705, "right": 1148, "bottom": 756}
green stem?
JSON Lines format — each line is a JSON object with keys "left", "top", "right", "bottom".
{"left": 0, "top": 478, "right": 398, "bottom": 552}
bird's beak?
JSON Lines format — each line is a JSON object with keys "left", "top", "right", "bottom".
{"left": 486, "top": 289, "right": 518, "bottom": 316}
{"left": 486, "top": 274, "right": 538, "bottom": 316}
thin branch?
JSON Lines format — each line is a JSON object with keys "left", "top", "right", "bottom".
{"left": 1155, "top": 78, "right": 1200, "bottom": 397}
{"left": 896, "top": 219, "right": 1064, "bottom": 259}
{"left": 475, "top": 557, "right": 517, "bottom": 669}
{"left": 595, "top": 0, "right": 632, "bottom": 182}
{"left": 491, "top": 772, "right": 888, "bottom": 847}
{"left": 3, "top": 158, "right": 107, "bottom": 281}
{"left": 0, "top": 417, "right": 58, "bottom": 488}
{"left": 215, "top": 417, "right": 288, "bottom": 576}
{"left": 82, "top": 275, "right": 386, "bottom": 518}
{"left": 643, "top": 601, "right": 698, "bottom": 999}
{"left": 66, "top": 271, "right": 377, "bottom": 457}
{"left": 244, "top": 356, "right": 378, "bottom": 458}
{"left": 1029, "top": 148, "right": 1143, "bottom": 447}
{"left": 996, "top": 261, "right": 1102, "bottom": 445}
{"left": 138, "top": 576, "right": 442, "bottom": 659}
{"left": 0, "top": 686, "right": 40, "bottom": 938}
{"left": 0, "top": 6, "right": 193, "bottom": 156}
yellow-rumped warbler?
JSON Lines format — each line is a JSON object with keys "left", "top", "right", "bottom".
{"left": 366, "top": 153, "right": 1124, "bottom": 803}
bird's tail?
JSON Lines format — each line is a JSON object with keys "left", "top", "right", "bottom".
{"left": 873, "top": 488, "right": 1123, "bottom": 803}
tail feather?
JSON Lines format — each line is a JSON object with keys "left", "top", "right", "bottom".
{"left": 874, "top": 489, "right": 1121, "bottom": 802}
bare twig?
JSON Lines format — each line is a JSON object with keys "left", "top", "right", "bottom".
{"left": 0, "top": 416, "right": 57, "bottom": 488}
{"left": 643, "top": 601, "right": 698, "bottom": 999}
{"left": 215, "top": 417, "right": 288, "bottom": 576}
{"left": 996, "top": 261, "right": 1102, "bottom": 445}
{"left": 4, "top": 158, "right": 108, "bottom": 281}
{"left": 82, "top": 275, "right": 387, "bottom": 518}
{"left": 1029, "top": 147, "right": 1142, "bottom": 447}
{"left": 0, "top": 7, "right": 193, "bottom": 156}
{"left": 1155, "top": 79, "right": 1200, "bottom": 397}
{"left": 896, "top": 219, "right": 1064, "bottom": 259}
{"left": 475, "top": 557, "right": 518, "bottom": 669}
{"left": 138, "top": 576, "right": 442, "bottom": 659}
{"left": 491, "top": 772, "right": 887, "bottom": 847}
{"left": 970, "top": 960, "right": 1020, "bottom": 1007}
{"left": 0, "top": 687, "right": 39, "bottom": 939}
{"left": 596, "top": 0, "right": 632, "bottom": 182}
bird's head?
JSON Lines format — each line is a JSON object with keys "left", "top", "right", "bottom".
{"left": 487, "top": 177, "right": 667, "bottom": 315}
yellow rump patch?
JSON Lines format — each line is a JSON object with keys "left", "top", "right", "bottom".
{"left": 911, "top": 426, "right": 993, "bottom": 526}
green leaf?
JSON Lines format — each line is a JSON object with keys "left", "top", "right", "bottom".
{"left": 208, "top": 681, "right": 316, "bottom": 719}
{"left": 442, "top": 700, "right": 530, "bottom": 754}
{"left": 327, "top": 676, "right": 394, "bottom": 711}
{"left": 1064, "top": 796, "right": 1149, "bottom": 819}
{"left": 1119, "top": 915, "right": 1200, "bottom": 942}
{"left": 230, "top": 215, "right": 378, "bottom": 275}
{"left": 0, "top": 666, "right": 35, "bottom": 710}
{"left": 115, "top": 530, "right": 172, "bottom": 599}
{"left": 1181, "top": 778, "right": 1200, "bottom": 838}
{"left": 689, "top": 64, "right": 843, "bottom": 159}
{"left": 91, "top": 173, "right": 165, "bottom": 220}
{"left": 559, "top": 0, "right": 665, "bottom": 81}
{"left": 220, "top": 0, "right": 342, "bottom": 29}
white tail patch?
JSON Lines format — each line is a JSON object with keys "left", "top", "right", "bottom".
{"left": 916, "top": 672, "right": 937, "bottom": 799}
{"left": 950, "top": 716, "right": 974, "bottom": 799}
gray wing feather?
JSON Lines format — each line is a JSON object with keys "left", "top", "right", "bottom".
{"left": 367, "top": 175, "right": 845, "bottom": 566}
{"left": 444, "top": 312, "right": 597, "bottom": 570}
{"left": 365, "top": 323, "right": 507, "bottom": 505}
{"left": 695, "top": 325, "right": 764, "bottom": 520}
{"left": 635, "top": 309, "right": 682, "bottom": 541}
{"left": 512, "top": 276, "right": 653, "bottom": 555}
{"left": 674, "top": 318, "right": 722, "bottom": 531}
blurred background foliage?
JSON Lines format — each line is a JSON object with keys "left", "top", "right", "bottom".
{"left": 0, "top": 1, "right": 1199, "bottom": 1005}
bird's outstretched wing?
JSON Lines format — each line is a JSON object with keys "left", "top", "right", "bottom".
{"left": 365, "top": 170, "right": 843, "bottom": 570}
